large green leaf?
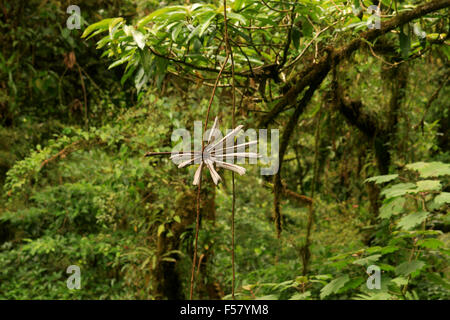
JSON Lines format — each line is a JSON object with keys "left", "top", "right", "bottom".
{"left": 301, "top": 16, "right": 313, "bottom": 38}
{"left": 131, "top": 29, "right": 146, "bottom": 50}
{"left": 137, "top": 6, "right": 187, "bottom": 27}
{"left": 171, "top": 24, "right": 183, "bottom": 42}
{"left": 405, "top": 162, "right": 450, "bottom": 178}
{"left": 233, "top": 0, "right": 245, "bottom": 11}
{"left": 291, "top": 25, "right": 301, "bottom": 50}
{"left": 380, "top": 197, "right": 405, "bottom": 219}
{"left": 417, "top": 238, "right": 444, "bottom": 249}
{"left": 365, "top": 174, "right": 399, "bottom": 184}
{"left": 395, "top": 260, "right": 426, "bottom": 276}
{"left": 186, "top": 24, "right": 202, "bottom": 43}
{"left": 226, "top": 12, "right": 247, "bottom": 25}
{"left": 390, "top": 277, "right": 408, "bottom": 287}
{"left": 434, "top": 192, "right": 450, "bottom": 205}
{"left": 289, "top": 291, "right": 311, "bottom": 300}
{"left": 399, "top": 24, "right": 411, "bottom": 59}
{"left": 108, "top": 54, "right": 134, "bottom": 69}
{"left": 414, "top": 180, "right": 441, "bottom": 192}
{"left": 353, "top": 254, "right": 382, "bottom": 266}
{"left": 82, "top": 18, "right": 117, "bottom": 39}
{"left": 198, "top": 12, "right": 217, "bottom": 37}
{"left": 320, "top": 275, "right": 350, "bottom": 299}
{"left": 398, "top": 211, "right": 429, "bottom": 230}
{"left": 381, "top": 183, "right": 416, "bottom": 198}
{"left": 108, "top": 17, "right": 124, "bottom": 34}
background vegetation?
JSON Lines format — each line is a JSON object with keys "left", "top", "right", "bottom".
{"left": 0, "top": 0, "right": 448, "bottom": 300}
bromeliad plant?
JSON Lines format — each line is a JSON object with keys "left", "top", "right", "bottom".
{"left": 169, "top": 117, "right": 260, "bottom": 185}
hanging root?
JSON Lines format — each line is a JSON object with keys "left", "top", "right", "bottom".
{"left": 272, "top": 63, "right": 330, "bottom": 238}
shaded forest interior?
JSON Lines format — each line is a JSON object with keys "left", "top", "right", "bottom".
{"left": 0, "top": 0, "right": 449, "bottom": 300}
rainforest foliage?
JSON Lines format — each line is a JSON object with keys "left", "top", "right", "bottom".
{"left": 0, "top": 0, "right": 449, "bottom": 300}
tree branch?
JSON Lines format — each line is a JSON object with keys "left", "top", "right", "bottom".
{"left": 259, "top": 0, "right": 450, "bottom": 127}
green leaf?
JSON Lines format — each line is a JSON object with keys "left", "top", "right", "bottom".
{"left": 381, "top": 183, "right": 416, "bottom": 198}
{"left": 353, "top": 0, "right": 361, "bottom": 12}
{"left": 256, "top": 294, "right": 278, "bottom": 300}
{"left": 366, "top": 246, "right": 399, "bottom": 255}
{"left": 120, "top": 63, "right": 137, "bottom": 85}
{"left": 291, "top": 25, "right": 301, "bottom": 50}
{"left": 233, "top": 0, "right": 245, "bottom": 12}
{"left": 417, "top": 238, "right": 444, "bottom": 249}
{"left": 355, "top": 292, "right": 394, "bottom": 300}
{"left": 365, "top": 174, "right": 398, "bottom": 184}
{"left": 353, "top": 254, "right": 382, "bottom": 266}
{"left": 108, "top": 54, "right": 133, "bottom": 69}
{"left": 138, "top": 6, "right": 187, "bottom": 27}
{"left": 341, "top": 277, "right": 364, "bottom": 292}
{"left": 199, "top": 12, "right": 217, "bottom": 37}
{"left": 171, "top": 24, "right": 183, "bottom": 42}
{"left": 161, "top": 257, "right": 177, "bottom": 263}
{"left": 435, "top": 192, "right": 450, "bottom": 205}
{"left": 378, "top": 263, "right": 396, "bottom": 272}
{"left": 379, "top": 197, "right": 405, "bottom": 219}
{"left": 414, "top": 180, "right": 441, "bottom": 192}
{"left": 399, "top": 24, "right": 411, "bottom": 59}
{"left": 427, "top": 273, "right": 450, "bottom": 290}
{"left": 301, "top": 16, "right": 313, "bottom": 38}
{"left": 398, "top": 211, "right": 429, "bottom": 230}
{"left": 390, "top": 277, "right": 408, "bottom": 287}
{"left": 82, "top": 18, "right": 116, "bottom": 39}
{"left": 405, "top": 162, "right": 450, "bottom": 178}
{"left": 96, "top": 36, "right": 111, "bottom": 49}
{"left": 227, "top": 12, "right": 247, "bottom": 25}
{"left": 395, "top": 260, "right": 425, "bottom": 276}
{"left": 173, "top": 215, "right": 181, "bottom": 223}
{"left": 320, "top": 275, "right": 350, "bottom": 299}
{"left": 157, "top": 224, "right": 165, "bottom": 237}
{"left": 186, "top": 24, "right": 202, "bottom": 43}
{"left": 108, "top": 17, "right": 124, "bottom": 34}
{"left": 289, "top": 291, "right": 311, "bottom": 300}
{"left": 131, "top": 29, "right": 146, "bottom": 50}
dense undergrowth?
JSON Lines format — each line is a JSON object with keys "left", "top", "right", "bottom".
{"left": 0, "top": 0, "right": 448, "bottom": 299}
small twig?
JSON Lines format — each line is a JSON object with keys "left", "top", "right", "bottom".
{"left": 282, "top": 22, "right": 335, "bottom": 71}
{"left": 418, "top": 74, "right": 448, "bottom": 133}
{"left": 76, "top": 62, "right": 88, "bottom": 129}
{"left": 223, "top": 0, "right": 238, "bottom": 299}
{"left": 40, "top": 141, "right": 81, "bottom": 168}
{"left": 260, "top": 0, "right": 291, "bottom": 13}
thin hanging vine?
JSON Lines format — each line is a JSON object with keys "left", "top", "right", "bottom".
{"left": 222, "top": 0, "right": 237, "bottom": 300}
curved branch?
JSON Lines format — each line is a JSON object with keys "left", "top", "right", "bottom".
{"left": 259, "top": 0, "right": 450, "bottom": 127}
